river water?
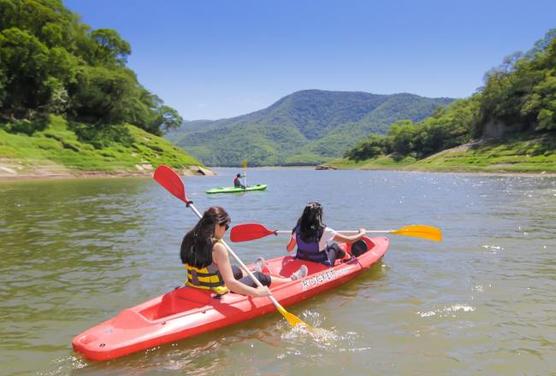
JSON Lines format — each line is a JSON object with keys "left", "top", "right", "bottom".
{"left": 1, "top": 168, "right": 555, "bottom": 375}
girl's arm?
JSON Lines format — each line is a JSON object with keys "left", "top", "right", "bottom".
{"left": 212, "top": 243, "right": 270, "bottom": 297}
{"left": 332, "top": 228, "right": 366, "bottom": 243}
{"left": 286, "top": 233, "right": 296, "bottom": 252}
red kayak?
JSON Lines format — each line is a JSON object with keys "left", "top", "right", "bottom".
{"left": 72, "top": 236, "right": 389, "bottom": 361}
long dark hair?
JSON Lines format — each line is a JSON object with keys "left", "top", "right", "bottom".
{"left": 294, "top": 201, "right": 325, "bottom": 242}
{"left": 180, "top": 207, "right": 231, "bottom": 267}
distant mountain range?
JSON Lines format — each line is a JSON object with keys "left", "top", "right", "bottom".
{"left": 166, "top": 90, "right": 454, "bottom": 166}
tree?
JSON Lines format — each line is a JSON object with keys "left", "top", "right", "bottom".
{"left": 69, "top": 66, "right": 134, "bottom": 125}
{"left": 90, "top": 29, "right": 131, "bottom": 66}
{"left": 524, "top": 38, "right": 556, "bottom": 131}
{"left": 0, "top": 0, "right": 182, "bottom": 136}
{"left": 387, "top": 120, "right": 416, "bottom": 157}
{"left": 155, "top": 105, "right": 183, "bottom": 133}
{"left": 344, "top": 134, "right": 386, "bottom": 160}
{"left": 525, "top": 28, "right": 556, "bottom": 59}
{"left": 0, "top": 68, "right": 6, "bottom": 108}
{"left": 477, "top": 32, "right": 556, "bottom": 135}
{"left": 0, "top": 27, "right": 50, "bottom": 116}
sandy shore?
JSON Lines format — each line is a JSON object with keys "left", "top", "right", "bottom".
{"left": 0, "top": 159, "right": 215, "bottom": 181}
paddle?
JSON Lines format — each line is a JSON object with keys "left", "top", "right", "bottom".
{"left": 241, "top": 159, "right": 248, "bottom": 189}
{"left": 153, "top": 165, "right": 308, "bottom": 328}
{"left": 230, "top": 223, "right": 443, "bottom": 243}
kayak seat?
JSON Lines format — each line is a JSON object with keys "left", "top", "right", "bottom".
{"left": 146, "top": 288, "right": 212, "bottom": 320}
{"left": 277, "top": 256, "right": 329, "bottom": 277}
{"left": 112, "top": 309, "right": 150, "bottom": 329}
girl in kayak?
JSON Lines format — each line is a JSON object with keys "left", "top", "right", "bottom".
{"left": 287, "top": 201, "right": 366, "bottom": 266}
{"left": 181, "top": 206, "right": 307, "bottom": 297}
{"left": 233, "top": 173, "right": 246, "bottom": 189}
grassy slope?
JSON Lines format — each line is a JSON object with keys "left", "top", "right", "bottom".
{"left": 329, "top": 134, "right": 556, "bottom": 173}
{"left": 0, "top": 115, "right": 201, "bottom": 174}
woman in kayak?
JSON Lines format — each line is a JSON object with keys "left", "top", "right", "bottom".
{"left": 287, "top": 201, "right": 366, "bottom": 266}
{"left": 181, "top": 206, "right": 307, "bottom": 297}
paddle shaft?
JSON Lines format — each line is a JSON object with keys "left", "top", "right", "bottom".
{"left": 242, "top": 160, "right": 248, "bottom": 187}
{"left": 187, "top": 203, "right": 285, "bottom": 309}
{"left": 273, "top": 230, "right": 392, "bottom": 234}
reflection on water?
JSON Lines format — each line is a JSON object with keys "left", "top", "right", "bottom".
{"left": 1, "top": 170, "right": 555, "bottom": 375}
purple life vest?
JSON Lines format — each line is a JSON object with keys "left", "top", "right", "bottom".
{"left": 294, "top": 225, "right": 329, "bottom": 264}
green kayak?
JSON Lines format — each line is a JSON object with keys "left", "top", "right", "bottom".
{"left": 206, "top": 184, "right": 268, "bottom": 194}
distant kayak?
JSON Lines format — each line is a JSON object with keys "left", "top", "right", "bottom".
{"left": 72, "top": 236, "right": 388, "bottom": 361}
{"left": 206, "top": 184, "right": 268, "bottom": 194}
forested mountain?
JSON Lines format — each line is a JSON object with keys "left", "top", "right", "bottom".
{"left": 167, "top": 90, "right": 453, "bottom": 166}
{"left": 343, "top": 29, "right": 556, "bottom": 165}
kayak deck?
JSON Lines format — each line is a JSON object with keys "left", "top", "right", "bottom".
{"left": 72, "top": 236, "right": 389, "bottom": 361}
{"left": 205, "top": 184, "right": 267, "bottom": 194}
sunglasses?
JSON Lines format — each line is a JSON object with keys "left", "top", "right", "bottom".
{"left": 220, "top": 223, "right": 230, "bottom": 230}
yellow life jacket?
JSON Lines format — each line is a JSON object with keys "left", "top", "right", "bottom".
{"left": 185, "top": 262, "right": 229, "bottom": 295}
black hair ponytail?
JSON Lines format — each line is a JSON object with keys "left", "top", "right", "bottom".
{"left": 295, "top": 202, "right": 325, "bottom": 242}
{"left": 180, "top": 207, "right": 230, "bottom": 267}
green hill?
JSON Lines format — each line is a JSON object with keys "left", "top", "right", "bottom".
{"left": 0, "top": 115, "right": 201, "bottom": 177}
{"left": 167, "top": 90, "right": 453, "bottom": 166}
{"left": 336, "top": 29, "right": 556, "bottom": 173}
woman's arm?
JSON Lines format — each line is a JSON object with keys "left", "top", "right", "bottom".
{"left": 212, "top": 243, "right": 270, "bottom": 297}
{"left": 332, "top": 228, "right": 366, "bottom": 243}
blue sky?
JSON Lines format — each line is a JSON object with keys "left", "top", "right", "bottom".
{"left": 64, "top": 0, "right": 555, "bottom": 120}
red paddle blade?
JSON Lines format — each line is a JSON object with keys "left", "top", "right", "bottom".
{"left": 153, "top": 165, "right": 188, "bottom": 203}
{"left": 230, "top": 223, "right": 276, "bottom": 242}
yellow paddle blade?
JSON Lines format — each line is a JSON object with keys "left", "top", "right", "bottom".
{"left": 391, "top": 224, "right": 443, "bottom": 242}
{"left": 277, "top": 305, "right": 312, "bottom": 329}
{"left": 242, "top": 159, "right": 248, "bottom": 169}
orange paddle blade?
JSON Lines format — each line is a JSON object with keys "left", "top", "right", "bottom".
{"left": 277, "top": 305, "right": 311, "bottom": 329}
{"left": 391, "top": 224, "right": 442, "bottom": 242}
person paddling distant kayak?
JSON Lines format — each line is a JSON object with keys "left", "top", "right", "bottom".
{"left": 287, "top": 202, "right": 367, "bottom": 266}
{"left": 233, "top": 173, "right": 246, "bottom": 189}
{"left": 181, "top": 206, "right": 307, "bottom": 297}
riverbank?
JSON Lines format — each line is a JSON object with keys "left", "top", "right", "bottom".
{"left": 0, "top": 115, "right": 212, "bottom": 181}
{"left": 325, "top": 135, "right": 556, "bottom": 175}
{"left": 0, "top": 159, "right": 213, "bottom": 181}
